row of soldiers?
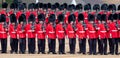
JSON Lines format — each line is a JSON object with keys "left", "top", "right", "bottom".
{"left": 0, "top": 2, "right": 120, "bottom": 55}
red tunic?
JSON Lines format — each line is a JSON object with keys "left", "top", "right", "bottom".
{"left": 25, "top": 24, "right": 35, "bottom": 38}
{"left": 56, "top": 24, "right": 65, "bottom": 39}
{"left": 17, "top": 24, "right": 26, "bottom": 38}
{"left": 16, "top": 11, "right": 22, "bottom": 20}
{"left": 66, "top": 24, "right": 76, "bottom": 38}
{"left": 86, "top": 23, "right": 97, "bottom": 39}
{"left": 97, "top": 23, "right": 107, "bottom": 39}
{"left": 0, "top": 24, "right": 7, "bottom": 39}
{"left": 25, "top": 10, "right": 31, "bottom": 21}
{"left": 9, "top": 24, "right": 17, "bottom": 39}
{"left": 76, "top": 23, "right": 85, "bottom": 39}
{"left": 65, "top": 11, "right": 70, "bottom": 24}
{"left": 35, "top": 24, "right": 45, "bottom": 39}
{"left": 0, "top": 10, "right": 9, "bottom": 23}
{"left": 83, "top": 11, "right": 88, "bottom": 24}
{"left": 46, "top": 23, "right": 56, "bottom": 39}
{"left": 108, "top": 22, "right": 118, "bottom": 38}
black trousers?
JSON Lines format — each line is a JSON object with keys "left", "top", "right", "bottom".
{"left": 19, "top": 38, "right": 26, "bottom": 53}
{"left": 58, "top": 39, "right": 65, "bottom": 53}
{"left": 48, "top": 39, "right": 56, "bottom": 53}
{"left": 98, "top": 38, "right": 101, "bottom": 53}
{"left": 98, "top": 39, "right": 107, "bottom": 54}
{"left": 10, "top": 38, "right": 18, "bottom": 53}
{"left": 38, "top": 39, "right": 45, "bottom": 53}
{"left": 79, "top": 39, "right": 86, "bottom": 53}
{"left": 89, "top": 39, "right": 97, "bottom": 54}
{"left": 28, "top": 38, "right": 35, "bottom": 53}
{"left": 109, "top": 38, "right": 118, "bottom": 54}
{"left": 1, "top": 39, "right": 7, "bottom": 53}
{"left": 69, "top": 38, "right": 76, "bottom": 53}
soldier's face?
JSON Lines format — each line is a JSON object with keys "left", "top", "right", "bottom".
{"left": 3, "top": 8, "right": 6, "bottom": 10}
{"left": 102, "top": 21, "right": 105, "bottom": 23}
{"left": 60, "top": 22, "right": 63, "bottom": 24}
{"left": 12, "top": 23, "right": 15, "bottom": 25}
{"left": 1, "top": 22, "right": 4, "bottom": 24}
{"left": 70, "top": 21, "right": 73, "bottom": 24}
{"left": 98, "top": 20, "right": 101, "bottom": 23}
{"left": 109, "top": 20, "right": 112, "bottom": 23}
{"left": 20, "top": 22, "right": 23, "bottom": 24}
{"left": 29, "top": 21, "right": 32, "bottom": 24}
{"left": 80, "top": 21, "right": 83, "bottom": 23}
{"left": 11, "top": 9, "right": 14, "bottom": 11}
{"left": 39, "top": 21, "right": 43, "bottom": 24}
{"left": 113, "top": 20, "right": 117, "bottom": 22}
{"left": 50, "top": 22, "right": 53, "bottom": 24}
{"left": 89, "top": 21, "right": 93, "bottom": 23}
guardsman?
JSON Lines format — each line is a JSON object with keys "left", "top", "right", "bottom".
{"left": 16, "top": 4, "right": 25, "bottom": 22}
{"left": 56, "top": 14, "right": 66, "bottom": 54}
{"left": 76, "top": 13, "right": 86, "bottom": 54}
{"left": 83, "top": 3, "right": 91, "bottom": 24}
{"left": 17, "top": 14, "right": 26, "bottom": 54}
{"left": 117, "top": 5, "right": 120, "bottom": 44}
{"left": 9, "top": 14, "right": 18, "bottom": 54}
{"left": 38, "top": 3, "right": 44, "bottom": 14}
{"left": 25, "top": 14, "right": 36, "bottom": 54}
{"left": 43, "top": 4, "right": 49, "bottom": 24}
{"left": 108, "top": 13, "right": 118, "bottom": 55}
{"left": 92, "top": 4, "right": 101, "bottom": 54}
{"left": 64, "top": 5, "right": 71, "bottom": 24}
{"left": 25, "top": 3, "right": 34, "bottom": 23}
{"left": 8, "top": 3, "right": 16, "bottom": 16}
{"left": 86, "top": 14, "right": 97, "bottom": 55}
{"left": 36, "top": 13, "right": 46, "bottom": 54}
{"left": 55, "top": 3, "right": 61, "bottom": 16}
{"left": 75, "top": 3, "right": 83, "bottom": 24}
{"left": 113, "top": 13, "right": 119, "bottom": 55}
{"left": 0, "top": 14, "right": 8, "bottom": 53}
{"left": 23, "top": 3, "right": 27, "bottom": 11}
{"left": 97, "top": 14, "right": 107, "bottom": 55}
{"left": 92, "top": 4, "right": 100, "bottom": 23}
{"left": 1, "top": 2, "right": 9, "bottom": 23}
{"left": 100, "top": 4, "right": 108, "bottom": 14}
{"left": 66, "top": 14, "right": 76, "bottom": 54}
{"left": 33, "top": 3, "right": 38, "bottom": 23}
{"left": 46, "top": 14, "right": 57, "bottom": 54}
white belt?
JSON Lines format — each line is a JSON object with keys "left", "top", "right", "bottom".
{"left": 19, "top": 31, "right": 23, "bottom": 33}
{"left": 79, "top": 31, "right": 85, "bottom": 33}
{"left": 28, "top": 30, "right": 34, "bottom": 32}
{"left": 38, "top": 31, "right": 43, "bottom": 33}
{"left": 11, "top": 32, "right": 16, "bottom": 33}
{"left": 112, "top": 30, "right": 118, "bottom": 32}
{"left": 100, "top": 31, "right": 106, "bottom": 33}
{"left": 85, "top": 18, "right": 87, "bottom": 19}
{"left": 96, "top": 27, "right": 100, "bottom": 30}
{"left": 0, "top": 31, "right": 6, "bottom": 33}
{"left": 49, "top": 31, "right": 55, "bottom": 33}
{"left": 89, "top": 31, "right": 96, "bottom": 33}
{"left": 58, "top": 31, "right": 64, "bottom": 33}
{"left": 69, "top": 31, "right": 74, "bottom": 33}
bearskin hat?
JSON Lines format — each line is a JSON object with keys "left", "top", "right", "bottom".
{"left": 78, "top": 13, "right": 84, "bottom": 22}
{"left": 58, "top": 14, "right": 64, "bottom": 22}
{"left": 2, "top": 2, "right": 8, "bottom": 8}
{"left": 10, "top": 14, "right": 17, "bottom": 23}
{"left": 38, "top": 13, "right": 45, "bottom": 21}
